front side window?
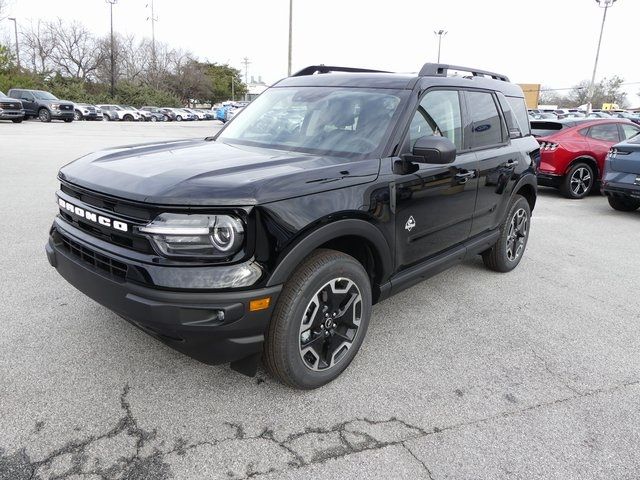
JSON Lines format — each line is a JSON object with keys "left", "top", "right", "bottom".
{"left": 408, "top": 89, "right": 463, "bottom": 150}
{"left": 588, "top": 124, "right": 620, "bottom": 142}
{"left": 218, "top": 87, "right": 406, "bottom": 157}
{"left": 467, "top": 91, "right": 505, "bottom": 148}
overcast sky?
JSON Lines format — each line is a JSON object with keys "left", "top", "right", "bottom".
{"left": 4, "top": 0, "right": 640, "bottom": 106}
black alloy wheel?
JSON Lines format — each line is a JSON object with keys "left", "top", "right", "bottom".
{"left": 482, "top": 194, "right": 531, "bottom": 272}
{"left": 264, "top": 249, "right": 372, "bottom": 389}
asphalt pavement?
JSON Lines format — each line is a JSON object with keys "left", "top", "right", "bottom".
{"left": 1, "top": 120, "right": 640, "bottom": 479}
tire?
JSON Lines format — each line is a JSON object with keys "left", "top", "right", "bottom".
{"left": 74, "top": 110, "right": 82, "bottom": 121}
{"left": 12, "top": 119, "right": 22, "bottom": 123}
{"left": 560, "top": 162, "right": 594, "bottom": 199}
{"left": 123, "top": 114, "right": 134, "bottom": 122}
{"left": 482, "top": 194, "right": 531, "bottom": 273}
{"left": 150, "top": 116, "right": 157, "bottom": 122}
{"left": 176, "top": 115, "right": 182, "bottom": 122}
{"left": 64, "top": 118, "right": 73, "bottom": 123}
{"left": 264, "top": 249, "right": 372, "bottom": 389}
{"left": 608, "top": 195, "right": 640, "bottom": 212}
{"left": 38, "top": 108, "right": 51, "bottom": 123}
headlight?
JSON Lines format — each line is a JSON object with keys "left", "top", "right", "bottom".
{"left": 50, "top": 104, "right": 60, "bottom": 110}
{"left": 137, "top": 213, "right": 245, "bottom": 259}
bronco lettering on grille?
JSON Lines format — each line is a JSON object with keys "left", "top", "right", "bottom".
{"left": 57, "top": 197, "right": 128, "bottom": 232}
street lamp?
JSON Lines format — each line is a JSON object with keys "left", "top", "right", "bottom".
{"left": 287, "top": 0, "right": 293, "bottom": 76}
{"left": 7, "top": 17, "right": 20, "bottom": 69}
{"left": 586, "top": 0, "right": 618, "bottom": 113}
{"left": 434, "top": 29, "right": 447, "bottom": 63}
{"left": 106, "top": 0, "right": 118, "bottom": 99}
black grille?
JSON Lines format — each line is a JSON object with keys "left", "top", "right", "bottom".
{"left": 60, "top": 104, "right": 73, "bottom": 111}
{"left": 59, "top": 233, "right": 128, "bottom": 280}
{"left": 0, "top": 101, "right": 20, "bottom": 109}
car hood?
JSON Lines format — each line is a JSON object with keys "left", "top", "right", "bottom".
{"left": 58, "top": 139, "right": 380, "bottom": 206}
{"left": 0, "top": 97, "right": 23, "bottom": 107}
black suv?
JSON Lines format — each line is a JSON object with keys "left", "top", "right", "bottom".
{"left": 0, "top": 90, "right": 24, "bottom": 122}
{"left": 46, "top": 63, "right": 538, "bottom": 389}
{"left": 7, "top": 88, "right": 74, "bottom": 122}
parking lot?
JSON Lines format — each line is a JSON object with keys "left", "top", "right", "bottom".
{"left": 1, "top": 121, "right": 640, "bottom": 479}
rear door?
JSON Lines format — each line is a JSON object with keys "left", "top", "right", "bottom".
{"left": 465, "top": 90, "right": 519, "bottom": 236}
{"left": 394, "top": 88, "right": 478, "bottom": 269}
{"left": 585, "top": 123, "right": 622, "bottom": 175}
{"left": 13, "top": 90, "right": 36, "bottom": 116}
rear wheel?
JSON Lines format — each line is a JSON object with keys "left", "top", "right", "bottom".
{"left": 176, "top": 115, "right": 182, "bottom": 122}
{"left": 150, "top": 116, "right": 157, "bottom": 122}
{"left": 482, "top": 194, "right": 531, "bottom": 273}
{"left": 38, "top": 108, "right": 51, "bottom": 123}
{"left": 74, "top": 110, "right": 82, "bottom": 121}
{"left": 63, "top": 118, "right": 73, "bottom": 123}
{"left": 123, "top": 114, "right": 134, "bottom": 122}
{"left": 608, "top": 195, "right": 640, "bottom": 212}
{"left": 11, "top": 119, "right": 22, "bottom": 123}
{"left": 264, "top": 249, "right": 372, "bottom": 389}
{"left": 560, "top": 162, "right": 594, "bottom": 199}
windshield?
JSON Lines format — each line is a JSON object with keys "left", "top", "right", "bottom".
{"left": 0, "top": 91, "right": 6, "bottom": 98}
{"left": 33, "top": 91, "right": 58, "bottom": 100}
{"left": 217, "top": 86, "right": 407, "bottom": 157}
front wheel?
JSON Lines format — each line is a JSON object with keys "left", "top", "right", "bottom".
{"left": 176, "top": 115, "right": 182, "bottom": 122}
{"left": 12, "top": 119, "right": 23, "bottom": 123}
{"left": 38, "top": 108, "right": 51, "bottom": 123}
{"left": 150, "top": 116, "right": 157, "bottom": 122}
{"left": 264, "top": 249, "right": 372, "bottom": 389}
{"left": 560, "top": 162, "right": 594, "bottom": 199}
{"left": 482, "top": 194, "right": 531, "bottom": 272}
{"left": 608, "top": 195, "right": 640, "bottom": 212}
{"left": 63, "top": 118, "right": 73, "bottom": 123}
{"left": 123, "top": 114, "right": 134, "bottom": 122}
{"left": 74, "top": 110, "right": 82, "bottom": 121}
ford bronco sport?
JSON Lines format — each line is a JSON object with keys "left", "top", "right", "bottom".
{"left": 46, "top": 63, "right": 538, "bottom": 389}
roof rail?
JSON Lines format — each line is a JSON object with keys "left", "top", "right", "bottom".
{"left": 292, "top": 65, "right": 392, "bottom": 77}
{"left": 419, "top": 63, "right": 510, "bottom": 82}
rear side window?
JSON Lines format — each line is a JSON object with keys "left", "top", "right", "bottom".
{"left": 506, "top": 96, "right": 531, "bottom": 136}
{"left": 466, "top": 91, "right": 505, "bottom": 148}
{"left": 621, "top": 124, "right": 640, "bottom": 141}
{"left": 588, "top": 124, "right": 620, "bottom": 142}
{"left": 497, "top": 93, "right": 520, "bottom": 138}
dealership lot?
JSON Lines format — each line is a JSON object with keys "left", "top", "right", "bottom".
{"left": 1, "top": 121, "right": 640, "bottom": 479}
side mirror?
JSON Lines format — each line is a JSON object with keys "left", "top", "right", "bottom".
{"left": 411, "top": 135, "right": 456, "bottom": 164}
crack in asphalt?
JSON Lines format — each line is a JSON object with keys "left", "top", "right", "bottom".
{"left": 528, "top": 346, "right": 585, "bottom": 395}
{"left": 2, "top": 378, "right": 639, "bottom": 480}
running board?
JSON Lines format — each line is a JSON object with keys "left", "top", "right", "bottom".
{"left": 385, "top": 230, "right": 500, "bottom": 297}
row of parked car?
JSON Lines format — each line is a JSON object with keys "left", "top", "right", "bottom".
{"left": 529, "top": 107, "right": 640, "bottom": 125}
{"left": 0, "top": 87, "right": 246, "bottom": 124}
{"left": 532, "top": 115, "right": 640, "bottom": 211}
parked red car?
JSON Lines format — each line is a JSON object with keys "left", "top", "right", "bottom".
{"left": 532, "top": 119, "right": 640, "bottom": 198}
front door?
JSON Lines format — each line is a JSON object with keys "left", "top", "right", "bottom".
{"left": 394, "top": 89, "right": 478, "bottom": 270}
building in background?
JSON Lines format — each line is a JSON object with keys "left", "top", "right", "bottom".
{"left": 518, "top": 84, "right": 540, "bottom": 109}
{"left": 246, "top": 76, "right": 268, "bottom": 101}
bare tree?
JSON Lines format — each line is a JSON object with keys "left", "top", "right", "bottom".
{"left": 20, "top": 20, "right": 57, "bottom": 75}
{"left": 49, "top": 19, "right": 103, "bottom": 80}
{"left": 0, "top": 0, "right": 12, "bottom": 22}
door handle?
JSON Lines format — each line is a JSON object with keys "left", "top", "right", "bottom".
{"left": 455, "top": 171, "right": 476, "bottom": 184}
{"left": 502, "top": 159, "right": 519, "bottom": 168}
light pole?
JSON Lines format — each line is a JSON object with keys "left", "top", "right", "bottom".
{"left": 586, "top": 0, "right": 618, "bottom": 113}
{"left": 434, "top": 29, "right": 447, "bottom": 63}
{"left": 106, "top": 0, "right": 118, "bottom": 99}
{"left": 7, "top": 17, "right": 20, "bottom": 69}
{"left": 287, "top": 0, "right": 293, "bottom": 76}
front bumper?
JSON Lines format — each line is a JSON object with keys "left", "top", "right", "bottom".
{"left": 46, "top": 220, "right": 282, "bottom": 370}
{"left": 51, "top": 110, "right": 74, "bottom": 119}
{"left": 0, "top": 110, "right": 25, "bottom": 120}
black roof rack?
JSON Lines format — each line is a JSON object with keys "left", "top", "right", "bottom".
{"left": 419, "top": 63, "right": 510, "bottom": 82}
{"left": 293, "top": 65, "right": 392, "bottom": 77}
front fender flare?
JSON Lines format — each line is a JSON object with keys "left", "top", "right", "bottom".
{"left": 266, "top": 219, "right": 392, "bottom": 287}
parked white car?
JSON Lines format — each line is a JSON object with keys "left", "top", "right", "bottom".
{"left": 96, "top": 104, "right": 142, "bottom": 121}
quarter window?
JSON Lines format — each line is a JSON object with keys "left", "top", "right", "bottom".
{"left": 466, "top": 91, "right": 504, "bottom": 148}
{"left": 588, "top": 124, "right": 620, "bottom": 142}
{"left": 408, "top": 90, "right": 463, "bottom": 150}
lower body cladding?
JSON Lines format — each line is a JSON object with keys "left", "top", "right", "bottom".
{"left": 45, "top": 220, "right": 282, "bottom": 376}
